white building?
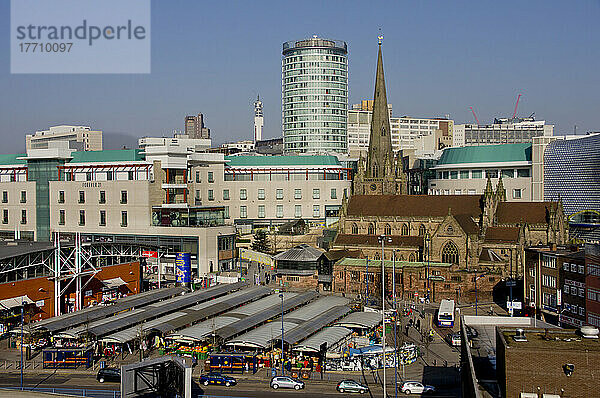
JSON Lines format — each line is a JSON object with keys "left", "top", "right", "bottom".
{"left": 138, "top": 134, "right": 211, "bottom": 153}
{"left": 347, "top": 101, "right": 453, "bottom": 156}
{"left": 254, "top": 96, "right": 263, "bottom": 143}
{"left": 26, "top": 125, "right": 103, "bottom": 151}
{"left": 453, "top": 119, "right": 553, "bottom": 147}
{"left": 220, "top": 140, "right": 255, "bottom": 153}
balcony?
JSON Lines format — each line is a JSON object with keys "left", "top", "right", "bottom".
{"left": 161, "top": 182, "right": 188, "bottom": 189}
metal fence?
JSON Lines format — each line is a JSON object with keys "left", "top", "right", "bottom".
{"left": 4, "top": 387, "right": 120, "bottom": 398}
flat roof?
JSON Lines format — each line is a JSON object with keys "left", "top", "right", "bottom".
{"left": 500, "top": 328, "right": 600, "bottom": 351}
{"left": 0, "top": 241, "right": 55, "bottom": 261}
{"left": 225, "top": 155, "right": 341, "bottom": 167}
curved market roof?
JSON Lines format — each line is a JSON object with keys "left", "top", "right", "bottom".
{"left": 294, "top": 326, "right": 352, "bottom": 353}
{"left": 436, "top": 143, "right": 531, "bottom": 166}
{"left": 334, "top": 311, "right": 382, "bottom": 330}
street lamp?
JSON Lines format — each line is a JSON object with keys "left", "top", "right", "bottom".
{"left": 279, "top": 293, "right": 284, "bottom": 375}
{"left": 424, "top": 232, "right": 431, "bottom": 302}
{"left": 378, "top": 234, "right": 392, "bottom": 398}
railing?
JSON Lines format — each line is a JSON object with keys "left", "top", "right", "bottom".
{"left": 4, "top": 387, "right": 120, "bottom": 398}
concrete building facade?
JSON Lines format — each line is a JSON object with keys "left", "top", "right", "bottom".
{"left": 453, "top": 119, "right": 553, "bottom": 147}
{"left": 26, "top": 125, "right": 103, "bottom": 151}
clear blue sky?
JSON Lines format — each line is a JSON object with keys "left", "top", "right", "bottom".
{"left": 1, "top": 0, "right": 599, "bottom": 152}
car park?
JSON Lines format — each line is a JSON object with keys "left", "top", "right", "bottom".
{"left": 97, "top": 368, "right": 120, "bottom": 383}
{"left": 270, "top": 376, "right": 305, "bottom": 390}
{"left": 399, "top": 381, "right": 435, "bottom": 395}
{"left": 199, "top": 373, "right": 237, "bottom": 387}
{"left": 337, "top": 379, "right": 369, "bottom": 394}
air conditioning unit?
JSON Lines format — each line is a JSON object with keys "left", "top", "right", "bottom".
{"left": 513, "top": 328, "right": 527, "bottom": 342}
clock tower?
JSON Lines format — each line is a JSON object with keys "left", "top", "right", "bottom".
{"left": 353, "top": 37, "right": 406, "bottom": 195}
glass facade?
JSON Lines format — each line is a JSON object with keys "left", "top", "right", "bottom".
{"left": 544, "top": 134, "right": 600, "bottom": 216}
{"left": 282, "top": 37, "right": 348, "bottom": 154}
{"left": 27, "top": 159, "right": 64, "bottom": 241}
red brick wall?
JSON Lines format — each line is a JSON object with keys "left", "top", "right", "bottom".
{"left": 0, "top": 277, "right": 55, "bottom": 322}
{"left": 81, "top": 261, "right": 141, "bottom": 306}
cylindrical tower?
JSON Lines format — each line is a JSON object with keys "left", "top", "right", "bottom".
{"left": 282, "top": 36, "right": 348, "bottom": 154}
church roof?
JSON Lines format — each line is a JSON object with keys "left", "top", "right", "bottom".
{"left": 453, "top": 214, "right": 480, "bottom": 235}
{"left": 333, "top": 234, "right": 423, "bottom": 248}
{"left": 484, "top": 226, "right": 520, "bottom": 243}
{"left": 496, "top": 202, "right": 555, "bottom": 225}
{"left": 346, "top": 195, "right": 482, "bottom": 218}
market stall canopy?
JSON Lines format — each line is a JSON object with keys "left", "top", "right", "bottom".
{"left": 0, "top": 295, "right": 33, "bottom": 310}
{"left": 102, "top": 277, "right": 127, "bottom": 290}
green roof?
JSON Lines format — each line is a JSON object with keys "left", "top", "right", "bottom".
{"left": 225, "top": 155, "right": 341, "bottom": 167}
{"left": 336, "top": 257, "right": 451, "bottom": 268}
{"left": 0, "top": 154, "right": 27, "bottom": 166}
{"left": 437, "top": 143, "right": 532, "bottom": 165}
{"left": 69, "top": 149, "right": 144, "bottom": 163}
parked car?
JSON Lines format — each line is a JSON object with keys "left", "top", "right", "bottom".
{"left": 446, "top": 333, "right": 461, "bottom": 346}
{"left": 399, "top": 381, "right": 435, "bottom": 395}
{"left": 97, "top": 368, "right": 120, "bottom": 383}
{"left": 270, "top": 376, "right": 305, "bottom": 390}
{"left": 199, "top": 373, "right": 237, "bottom": 387}
{"left": 466, "top": 325, "right": 479, "bottom": 340}
{"left": 337, "top": 379, "right": 369, "bottom": 394}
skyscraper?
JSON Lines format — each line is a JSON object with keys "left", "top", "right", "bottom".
{"left": 254, "top": 95, "right": 263, "bottom": 143}
{"left": 282, "top": 36, "right": 348, "bottom": 154}
{"left": 184, "top": 113, "right": 210, "bottom": 139}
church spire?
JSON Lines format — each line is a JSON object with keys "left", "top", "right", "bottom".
{"left": 366, "top": 39, "right": 393, "bottom": 180}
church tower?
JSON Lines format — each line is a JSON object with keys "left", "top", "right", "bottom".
{"left": 354, "top": 36, "right": 405, "bottom": 195}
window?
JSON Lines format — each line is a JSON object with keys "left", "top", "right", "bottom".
{"left": 79, "top": 210, "right": 85, "bottom": 226}
{"left": 571, "top": 263, "right": 578, "bottom": 272}
{"left": 240, "top": 206, "right": 247, "bottom": 218}
{"left": 224, "top": 206, "right": 230, "bottom": 219}
{"left": 450, "top": 171, "right": 458, "bottom": 180}
{"left": 2, "top": 209, "right": 7, "bottom": 224}
{"left": 195, "top": 190, "right": 201, "bottom": 201}
{"left": 195, "top": 171, "right": 200, "bottom": 183}
{"left": 58, "top": 191, "right": 65, "bottom": 203}
{"left": 459, "top": 170, "right": 469, "bottom": 179}
{"left": 501, "top": 169, "right": 514, "bottom": 178}
{"left": 313, "top": 205, "right": 320, "bottom": 218}
{"left": 579, "top": 288, "right": 585, "bottom": 298}
{"left": 385, "top": 224, "right": 391, "bottom": 235}
{"left": 564, "top": 284, "right": 569, "bottom": 294}
{"left": 331, "top": 188, "right": 337, "bottom": 199}
{"left": 580, "top": 307, "right": 585, "bottom": 316}
{"left": 2, "top": 191, "right": 7, "bottom": 203}
{"left": 106, "top": 171, "right": 113, "bottom": 181}
{"left": 512, "top": 189, "right": 522, "bottom": 199}
{"left": 442, "top": 241, "right": 459, "bottom": 264}
{"left": 86, "top": 172, "right": 92, "bottom": 181}
{"left": 20, "top": 191, "right": 26, "bottom": 203}
{"left": 208, "top": 172, "right": 214, "bottom": 183}
{"left": 419, "top": 224, "right": 426, "bottom": 236}
{"left": 471, "top": 170, "right": 482, "bottom": 179}
{"left": 99, "top": 210, "right": 106, "bottom": 226}
{"left": 59, "top": 210, "right": 65, "bottom": 225}
{"left": 276, "top": 189, "right": 283, "bottom": 200}
{"left": 485, "top": 170, "right": 498, "bottom": 178}
{"left": 368, "top": 223, "right": 375, "bottom": 235}
{"left": 276, "top": 205, "right": 283, "bottom": 218}
{"left": 120, "top": 190, "right": 127, "bottom": 204}
{"left": 563, "top": 262, "right": 570, "bottom": 271}
{"left": 222, "top": 189, "right": 230, "bottom": 200}
{"left": 99, "top": 191, "right": 106, "bottom": 204}
{"left": 402, "top": 224, "right": 409, "bottom": 236}
{"left": 579, "top": 264, "right": 585, "bottom": 274}
{"left": 517, "top": 168, "right": 530, "bottom": 178}
{"left": 240, "top": 189, "right": 247, "bottom": 200}
{"left": 79, "top": 191, "right": 85, "bottom": 204}
{"left": 21, "top": 210, "right": 26, "bottom": 224}
{"left": 571, "top": 286, "right": 577, "bottom": 295}
{"left": 295, "top": 205, "right": 302, "bottom": 218}
{"left": 295, "top": 189, "right": 302, "bottom": 199}
{"left": 258, "top": 205, "right": 265, "bottom": 218}
{"left": 258, "top": 189, "right": 265, "bottom": 200}
{"left": 468, "top": 189, "right": 476, "bottom": 194}
{"left": 208, "top": 190, "right": 214, "bottom": 201}
{"left": 454, "top": 189, "right": 462, "bottom": 195}
{"left": 128, "top": 171, "right": 134, "bottom": 180}
{"left": 351, "top": 223, "right": 358, "bottom": 234}
{"left": 313, "top": 188, "right": 320, "bottom": 199}
{"left": 121, "top": 211, "right": 128, "bottom": 227}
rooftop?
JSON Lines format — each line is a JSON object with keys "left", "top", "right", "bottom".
{"left": 69, "top": 149, "right": 144, "bottom": 163}
{"left": 0, "top": 153, "right": 26, "bottom": 166}
{"left": 436, "top": 143, "right": 532, "bottom": 165}
{"left": 225, "top": 155, "right": 341, "bottom": 167}
{"left": 334, "top": 234, "right": 423, "bottom": 247}
{"left": 336, "top": 257, "right": 451, "bottom": 269}
{"left": 346, "top": 195, "right": 482, "bottom": 218}
{"left": 500, "top": 327, "right": 600, "bottom": 351}
{"left": 274, "top": 244, "right": 324, "bottom": 262}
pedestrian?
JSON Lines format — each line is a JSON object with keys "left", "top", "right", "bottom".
{"left": 416, "top": 319, "right": 421, "bottom": 331}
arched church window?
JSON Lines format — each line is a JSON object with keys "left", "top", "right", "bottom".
{"left": 409, "top": 253, "right": 416, "bottom": 262}
{"left": 419, "top": 224, "right": 426, "bottom": 236}
{"left": 368, "top": 223, "right": 375, "bottom": 235}
{"left": 385, "top": 224, "right": 391, "bottom": 235}
{"left": 402, "top": 224, "right": 409, "bottom": 236}
{"left": 351, "top": 223, "right": 358, "bottom": 234}
{"left": 441, "top": 241, "right": 459, "bottom": 265}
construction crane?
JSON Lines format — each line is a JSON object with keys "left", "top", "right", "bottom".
{"left": 512, "top": 94, "right": 522, "bottom": 119}
{"left": 469, "top": 106, "right": 480, "bottom": 125}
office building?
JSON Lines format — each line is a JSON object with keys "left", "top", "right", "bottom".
{"left": 347, "top": 101, "right": 453, "bottom": 156}
{"left": 453, "top": 118, "right": 553, "bottom": 147}
{"left": 254, "top": 96, "right": 263, "bottom": 143}
{"left": 26, "top": 125, "right": 103, "bottom": 151}
{"left": 220, "top": 140, "right": 255, "bottom": 153}
{"left": 282, "top": 36, "right": 348, "bottom": 154}
{"left": 428, "top": 143, "right": 533, "bottom": 199}
{"left": 138, "top": 134, "right": 211, "bottom": 153}
{"left": 184, "top": 113, "right": 211, "bottom": 139}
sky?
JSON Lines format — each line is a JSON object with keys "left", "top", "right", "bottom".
{"left": 0, "top": 0, "right": 599, "bottom": 152}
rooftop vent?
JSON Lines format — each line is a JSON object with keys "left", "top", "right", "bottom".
{"left": 512, "top": 328, "right": 527, "bottom": 342}
{"left": 580, "top": 326, "right": 599, "bottom": 339}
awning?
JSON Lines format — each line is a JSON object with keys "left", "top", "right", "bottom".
{"left": 0, "top": 295, "right": 33, "bottom": 310}
{"left": 102, "top": 277, "right": 127, "bottom": 290}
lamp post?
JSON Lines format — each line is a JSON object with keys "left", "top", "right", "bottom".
{"left": 424, "top": 233, "right": 431, "bottom": 302}
{"left": 279, "top": 293, "right": 284, "bottom": 375}
{"left": 378, "top": 234, "right": 392, "bottom": 398}
{"left": 392, "top": 250, "right": 398, "bottom": 398}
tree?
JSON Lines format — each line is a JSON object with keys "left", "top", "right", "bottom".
{"left": 251, "top": 229, "right": 271, "bottom": 254}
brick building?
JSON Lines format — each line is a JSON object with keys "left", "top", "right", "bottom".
{"left": 496, "top": 327, "right": 600, "bottom": 398}
{"left": 586, "top": 243, "right": 600, "bottom": 328}
{"left": 274, "top": 244, "right": 324, "bottom": 290}
{"left": 332, "top": 257, "right": 498, "bottom": 303}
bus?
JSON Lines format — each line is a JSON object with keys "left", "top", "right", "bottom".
{"left": 437, "top": 299, "right": 455, "bottom": 327}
